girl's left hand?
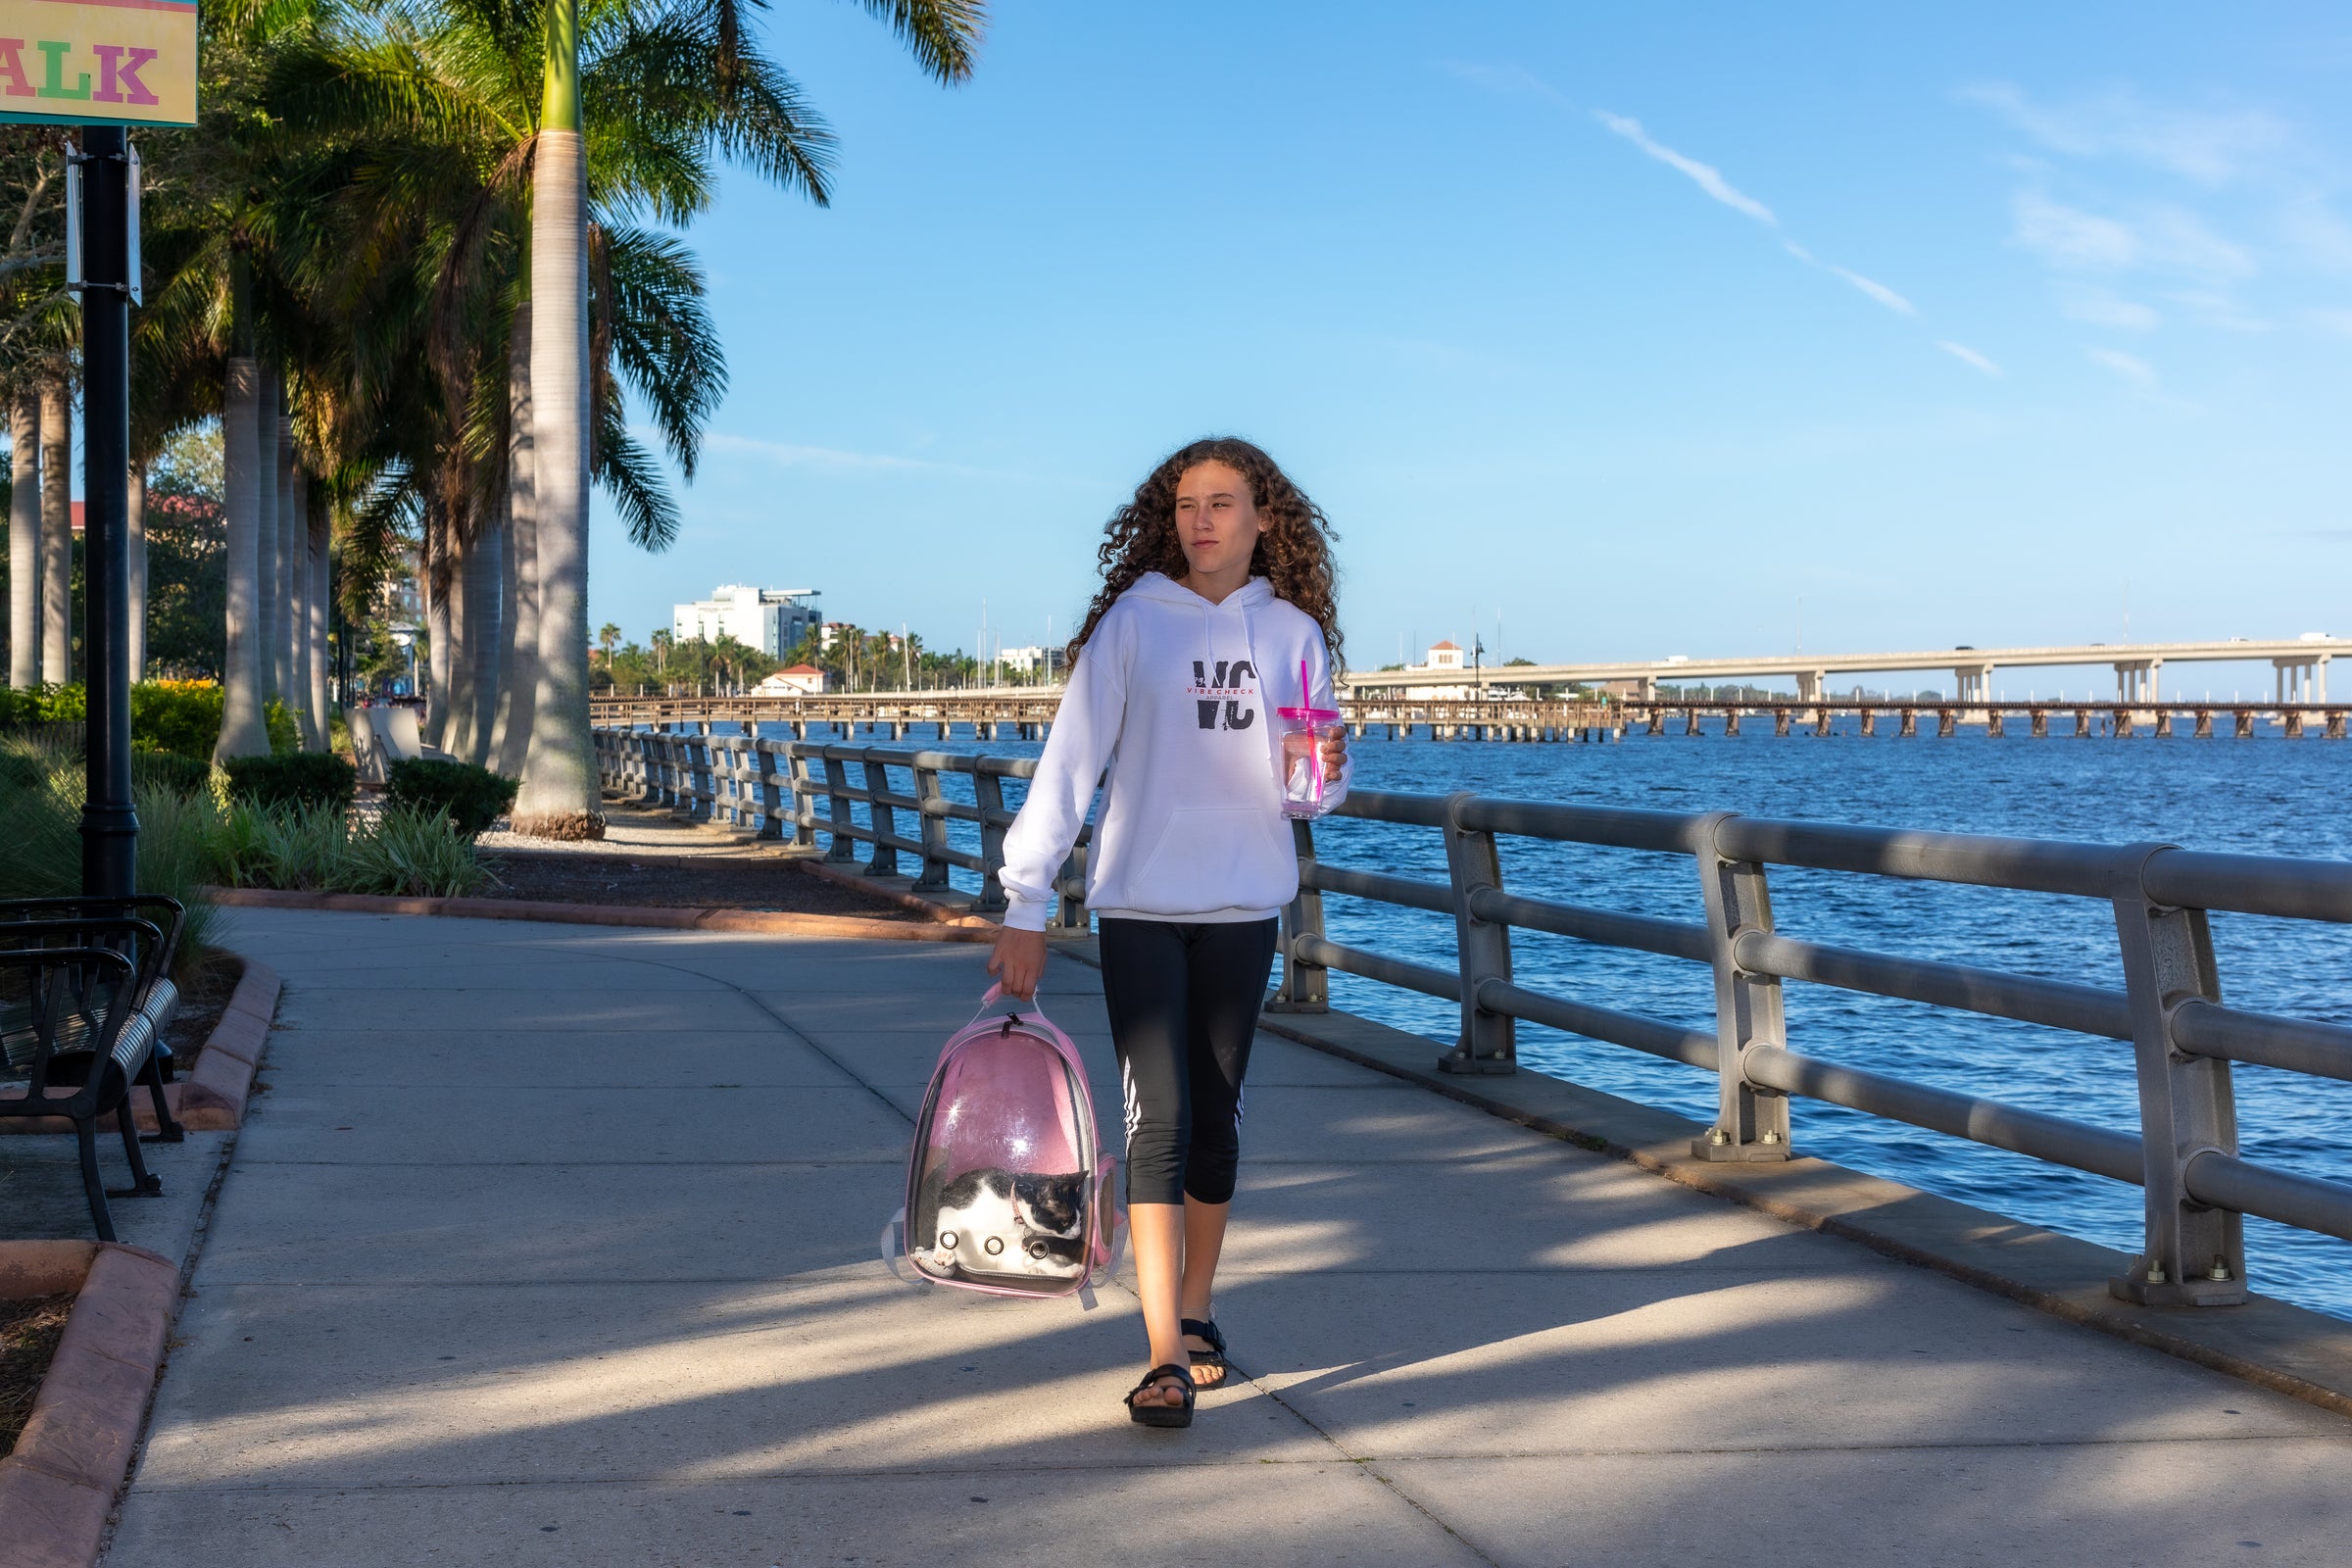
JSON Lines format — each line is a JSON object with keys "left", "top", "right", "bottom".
{"left": 1320, "top": 726, "right": 1348, "bottom": 784}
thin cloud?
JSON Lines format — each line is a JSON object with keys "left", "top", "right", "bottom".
{"left": 1591, "top": 105, "right": 1994, "bottom": 375}
{"left": 2309, "top": 307, "right": 2352, "bottom": 339}
{"left": 1830, "top": 267, "right": 1916, "bottom": 316}
{"left": 1443, "top": 61, "right": 1569, "bottom": 106}
{"left": 1592, "top": 110, "right": 1777, "bottom": 224}
{"left": 2086, "top": 346, "right": 2158, "bottom": 390}
{"left": 2163, "top": 290, "right": 2271, "bottom": 333}
{"left": 2013, "top": 191, "right": 2140, "bottom": 270}
{"left": 1937, "top": 341, "right": 2003, "bottom": 377}
{"left": 2058, "top": 285, "right": 2159, "bottom": 331}
{"left": 1958, "top": 82, "right": 2287, "bottom": 185}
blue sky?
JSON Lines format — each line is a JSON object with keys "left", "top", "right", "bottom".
{"left": 592, "top": 1, "right": 2352, "bottom": 685}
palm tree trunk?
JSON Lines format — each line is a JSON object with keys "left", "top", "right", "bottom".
{"left": 459, "top": 510, "right": 502, "bottom": 764}
{"left": 441, "top": 520, "right": 478, "bottom": 759}
{"left": 253, "top": 367, "right": 279, "bottom": 705}
{"left": 513, "top": 11, "right": 603, "bottom": 840}
{"left": 287, "top": 465, "right": 319, "bottom": 749}
{"left": 38, "top": 378, "right": 71, "bottom": 682}
{"left": 126, "top": 463, "right": 146, "bottom": 681}
{"left": 491, "top": 302, "right": 537, "bottom": 777}
{"left": 216, "top": 353, "right": 270, "bottom": 760}
{"left": 274, "top": 410, "right": 300, "bottom": 718}
{"left": 307, "top": 493, "right": 329, "bottom": 751}
{"left": 423, "top": 508, "right": 451, "bottom": 748}
{"left": 7, "top": 394, "right": 36, "bottom": 689}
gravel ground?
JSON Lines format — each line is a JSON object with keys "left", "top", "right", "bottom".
{"left": 471, "top": 799, "right": 924, "bottom": 917}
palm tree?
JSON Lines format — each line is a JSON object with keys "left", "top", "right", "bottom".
{"left": 513, "top": 0, "right": 988, "bottom": 837}
{"left": 214, "top": 258, "right": 272, "bottom": 759}
{"left": 597, "top": 620, "right": 617, "bottom": 662}
{"left": 0, "top": 133, "right": 67, "bottom": 690}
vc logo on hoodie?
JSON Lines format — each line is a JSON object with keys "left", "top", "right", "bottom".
{"left": 1189, "top": 660, "right": 1257, "bottom": 731}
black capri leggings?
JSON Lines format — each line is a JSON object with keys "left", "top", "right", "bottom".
{"left": 1098, "top": 916, "right": 1279, "bottom": 1207}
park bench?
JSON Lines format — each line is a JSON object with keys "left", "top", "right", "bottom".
{"left": 0, "top": 898, "right": 190, "bottom": 1240}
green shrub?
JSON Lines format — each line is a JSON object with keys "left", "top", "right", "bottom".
{"left": 129, "top": 750, "right": 214, "bottom": 799}
{"left": 128, "top": 680, "right": 224, "bottom": 759}
{"left": 0, "top": 734, "right": 81, "bottom": 900}
{"left": 237, "top": 801, "right": 352, "bottom": 891}
{"left": 386, "top": 759, "right": 518, "bottom": 839}
{"left": 264, "top": 699, "right": 301, "bottom": 757}
{"left": 0, "top": 683, "right": 84, "bottom": 728}
{"left": 348, "top": 806, "right": 486, "bottom": 897}
{"left": 210, "top": 800, "right": 483, "bottom": 898}
{"left": 0, "top": 731, "right": 220, "bottom": 982}
{"left": 220, "top": 753, "right": 357, "bottom": 812}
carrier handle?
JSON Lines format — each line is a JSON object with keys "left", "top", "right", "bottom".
{"left": 971, "top": 982, "right": 1054, "bottom": 1029}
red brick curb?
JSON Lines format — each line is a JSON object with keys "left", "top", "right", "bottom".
{"left": 203, "top": 885, "right": 996, "bottom": 944}
{"left": 0, "top": 961, "right": 280, "bottom": 1137}
{"left": 0, "top": 1241, "right": 179, "bottom": 1568}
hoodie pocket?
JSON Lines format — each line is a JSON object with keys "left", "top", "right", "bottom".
{"left": 1124, "top": 807, "right": 1298, "bottom": 914}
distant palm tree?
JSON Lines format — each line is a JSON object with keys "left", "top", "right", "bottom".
{"left": 597, "top": 621, "right": 619, "bottom": 662}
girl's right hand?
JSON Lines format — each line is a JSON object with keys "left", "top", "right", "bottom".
{"left": 988, "top": 925, "right": 1049, "bottom": 1001}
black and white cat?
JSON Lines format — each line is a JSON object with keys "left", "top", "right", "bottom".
{"left": 917, "top": 1167, "right": 1089, "bottom": 1278}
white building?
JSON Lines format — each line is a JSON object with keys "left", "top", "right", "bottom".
{"left": 1000, "top": 644, "right": 1066, "bottom": 678}
{"left": 673, "top": 586, "right": 820, "bottom": 659}
{"left": 1403, "top": 639, "right": 1482, "bottom": 701}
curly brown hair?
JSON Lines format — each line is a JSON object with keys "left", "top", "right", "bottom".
{"left": 1065, "top": 437, "right": 1342, "bottom": 672}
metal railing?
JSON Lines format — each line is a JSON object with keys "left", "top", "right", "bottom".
{"left": 594, "top": 723, "right": 2352, "bottom": 1308}
{"left": 592, "top": 725, "right": 1093, "bottom": 930}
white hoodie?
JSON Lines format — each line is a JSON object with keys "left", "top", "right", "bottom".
{"left": 998, "top": 572, "right": 1348, "bottom": 932}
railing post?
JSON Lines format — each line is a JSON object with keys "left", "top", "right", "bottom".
{"left": 911, "top": 760, "right": 953, "bottom": 893}
{"left": 821, "top": 752, "right": 858, "bottom": 861}
{"left": 1050, "top": 837, "right": 1091, "bottom": 934}
{"left": 971, "top": 767, "right": 1009, "bottom": 912}
{"left": 1268, "top": 816, "right": 1329, "bottom": 1013}
{"left": 785, "top": 744, "right": 816, "bottom": 848}
{"left": 659, "top": 732, "right": 682, "bottom": 809}
{"left": 752, "top": 740, "right": 784, "bottom": 840}
{"left": 1692, "top": 811, "right": 1792, "bottom": 1160}
{"left": 1438, "top": 792, "right": 1515, "bottom": 1074}
{"left": 2109, "top": 846, "right": 2246, "bottom": 1305}
{"left": 861, "top": 755, "right": 901, "bottom": 876}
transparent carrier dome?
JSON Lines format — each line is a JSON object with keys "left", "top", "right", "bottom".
{"left": 906, "top": 1020, "right": 1101, "bottom": 1292}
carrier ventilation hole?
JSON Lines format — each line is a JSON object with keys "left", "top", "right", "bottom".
{"left": 1026, "top": 1240, "right": 1050, "bottom": 1258}
{"left": 939, "top": 1232, "right": 957, "bottom": 1249}
{"left": 983, "top": 1236, "right": 1005, "bottom": 1255}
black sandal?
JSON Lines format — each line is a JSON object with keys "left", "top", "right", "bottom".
{"left": 1124, "top": 1362, "right": 1195, "bottom": 1428}
{"left": 1181, "top": 1317, "right": 1229, "bottom": 1385}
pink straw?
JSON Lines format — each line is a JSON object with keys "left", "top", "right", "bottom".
{"left": 1299, "top": 658, "right": 1311, "bottom": 709}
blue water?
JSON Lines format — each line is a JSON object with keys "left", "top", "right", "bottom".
{"left": 755, "top": 719, "right": 2352, "bottom": 1319}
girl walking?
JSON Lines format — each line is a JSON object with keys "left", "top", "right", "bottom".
{"left": 988, "top": 437, "right": 1349, "bottom": 1429}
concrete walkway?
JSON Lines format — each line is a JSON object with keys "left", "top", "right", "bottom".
{"left": 108, "top": 909, "right": 2352, "bottom": 1566}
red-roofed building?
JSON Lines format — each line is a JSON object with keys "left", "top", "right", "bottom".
{"left": 754, "top": 663, "right": 828, "bottom": 696}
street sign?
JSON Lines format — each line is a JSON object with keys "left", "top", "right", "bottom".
{"left": 0, "top": 0, "right": 198, "bottom": 127}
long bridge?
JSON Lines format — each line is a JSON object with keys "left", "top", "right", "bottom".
{"left": 593, "top": 688, "right": 2352, "bottom": 743}
{"left": 1339, "top": 634, "right": 2345, "bottom": 704}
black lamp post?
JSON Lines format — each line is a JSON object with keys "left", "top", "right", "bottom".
{"left": 75, "top": 123, "right": 136, "bottom": 903}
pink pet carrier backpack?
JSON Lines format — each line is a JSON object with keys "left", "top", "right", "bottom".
{"left": 882, "top": 985, "right": 1124, "bottom": 1307}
